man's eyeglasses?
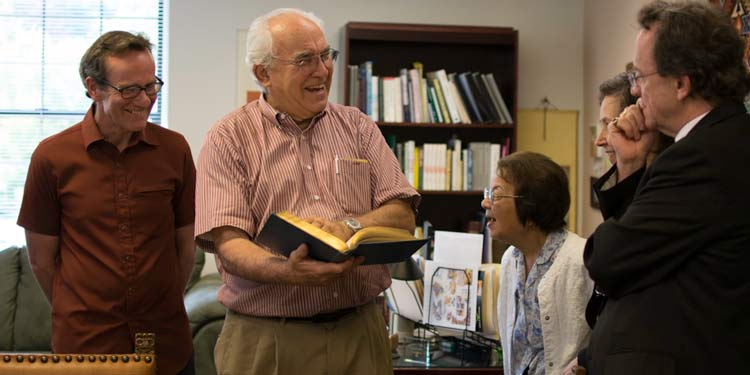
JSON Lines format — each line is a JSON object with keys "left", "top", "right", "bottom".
{"left": 271, "top": 48, "right": 339, "bottom": 69}
{"left": 101, "top": 77, "right": 164, "bottom": 99}
{"left": 627, "top": 70, "right": 659, "bottom": 87}
{"left": 483, "top": 187, "right": 523, "bottom": 205}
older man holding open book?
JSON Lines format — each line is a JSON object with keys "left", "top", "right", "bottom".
{"left": 194, "top": 8, "right": 419, "bottom": 375}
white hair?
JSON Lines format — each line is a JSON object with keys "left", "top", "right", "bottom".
{"left": 245, "top": 8, "right": 325, "bottom": 75}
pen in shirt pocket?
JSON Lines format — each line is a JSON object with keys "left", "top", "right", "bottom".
{"left": 334, "top": 154, "right": 369, "bottom": 174}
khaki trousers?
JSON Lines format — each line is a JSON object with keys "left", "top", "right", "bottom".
{"left": 215, "top": 302, "right": 393, "bottom": 375}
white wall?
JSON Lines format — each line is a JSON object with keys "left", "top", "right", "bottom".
{"left": 580, "top": 0, "right": 649, "bottom": 236}
{"left": 169, "top": 0, "right": 585, "bottom": 274}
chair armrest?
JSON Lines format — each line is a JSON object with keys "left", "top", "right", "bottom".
{"left": 0, "top": 353, "right": 156, "bottom": 375}
{"left": 183, "top": 274, "right": 225, "bottom": 336}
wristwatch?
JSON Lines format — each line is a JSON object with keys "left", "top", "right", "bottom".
{"left": 342, "top": 217, "right": 363, "bottom": 233}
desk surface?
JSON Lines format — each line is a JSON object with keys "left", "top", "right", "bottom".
{"left": 394, "top": 369, "right": 501, "bottom": 374}
{"left": 392, "top": 339, "right": 501, "bottom": 374}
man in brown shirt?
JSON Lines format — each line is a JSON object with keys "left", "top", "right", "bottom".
{"left": 17, "top": 31, "right": 195, "bottom": 375}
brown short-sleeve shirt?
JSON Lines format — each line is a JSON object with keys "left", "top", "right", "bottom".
{"left": 17, "top": 105, "right": 195, "bottom": 375}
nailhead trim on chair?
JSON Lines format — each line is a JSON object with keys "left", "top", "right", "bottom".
{"left": 0, "top": 353, "right": 157, "bottom": 375}
{"left": 2, "top": 355, "right": 152, "bottom": 363}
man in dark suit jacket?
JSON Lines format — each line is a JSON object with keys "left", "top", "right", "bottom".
{"left": 583, "top": 2, "right": 750, "bottom": 374}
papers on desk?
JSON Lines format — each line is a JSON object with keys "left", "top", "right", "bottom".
{"left": 386, "top": 230, "right": 500, "bottom": 338}
{"left": 384, "top": 279, "right": 423, "bottom": 323}
{"left": 433, "top": 231, "right": 483, "bottom": 264}
{"left": 423, "top": 231, "right": 482, "bottom": 331}
{"left": 423, "top": 260, "right": 479, "bottom": 331}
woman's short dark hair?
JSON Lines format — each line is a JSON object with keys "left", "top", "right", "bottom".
{"left": 79, "top": 31, "right": 153, "bottom": 88}
{"left": 598, "top": 72, "right": 636, "bottom": 110}
{"left": 496, "top": 151, "right": 569, "bottom": 233}
{"left": 638, "top": 1, "right": 750, "bottom": 104}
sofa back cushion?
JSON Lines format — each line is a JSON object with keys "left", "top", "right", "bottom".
{"left": 13, "top": 246, "right": 52, "bottom": 351}
{"left": 0, "top": 247, "right": 20, "bottom": 350}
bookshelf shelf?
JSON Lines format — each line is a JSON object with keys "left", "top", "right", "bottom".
{"left": 377, "top": 122, "right": 514, "bottom": 129}
{"left": 345, "top": 22, "right": 518, "bottom": 231}
{"left": 417, "top": 190, "right": 483, "bottom": 196}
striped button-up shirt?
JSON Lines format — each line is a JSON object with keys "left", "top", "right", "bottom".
{"left": 195, "top": 95, "right": 419, "bottom": 317}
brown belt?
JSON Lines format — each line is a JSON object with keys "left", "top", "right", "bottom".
{"left": 259, "top": 301, "right": 373, "bottom": 323}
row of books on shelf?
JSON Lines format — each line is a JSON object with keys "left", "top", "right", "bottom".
{"left": 388, "top": 137, "right": 511, "bottom": 191}
{"left": 348, "top": 62, "right": 513, "bottom": 125}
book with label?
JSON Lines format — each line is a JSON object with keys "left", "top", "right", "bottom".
{"left": 256, "top": 211, "right": 428, "bottom": 265}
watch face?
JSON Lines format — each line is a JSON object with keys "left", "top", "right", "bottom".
{"left": 345, "top": 218, "right": 362, "bottom": 232}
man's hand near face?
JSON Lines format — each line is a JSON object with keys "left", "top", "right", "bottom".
{"left": 607, "top": 102, "right": 657, "bottom": 181}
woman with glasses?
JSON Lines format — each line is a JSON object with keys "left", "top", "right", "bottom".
{"left": 481, "top": 151, "right": 593, "bottom": 375}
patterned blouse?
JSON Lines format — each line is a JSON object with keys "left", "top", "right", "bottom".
{"left": 509, "top": 229, "right": 567, "bottom": 375}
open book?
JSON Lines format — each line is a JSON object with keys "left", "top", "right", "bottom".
{"left": 255, "top": 211, "right": 428, "bottom": 265}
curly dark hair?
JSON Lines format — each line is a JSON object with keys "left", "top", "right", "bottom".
{"left": 79, "top": 31, "right": 153, "bottom": 91}
{"left": 638, "top": 1, "right": 750, "bottom": 104}
{"left": 496, "top": 151, "right": 569, "bottom": 233}
{"left": 598, "top": 72, "right": 637, "bottom": 109}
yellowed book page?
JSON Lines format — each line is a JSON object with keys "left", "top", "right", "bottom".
{"left": 276, "top": 211, "right": 348, "bottom": 252}
{"left": 347, "top": 226, "right": 416, "bottom": 247}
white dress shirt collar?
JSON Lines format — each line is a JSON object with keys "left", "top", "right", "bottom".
{"left": 674, "top": 111, "right": 709, "bottom": 142}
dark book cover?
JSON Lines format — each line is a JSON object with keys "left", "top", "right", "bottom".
{"left": 471, "top": 72, "right": 503, "bottom": 123}
{"left": 256, "top": 213, "right": 428, "bottom": 266}
{"left": 466, "top": 72, "right": 498, "bottom": 123}
{"left": 457, "top": 72, "right": 484, "bottom": 123}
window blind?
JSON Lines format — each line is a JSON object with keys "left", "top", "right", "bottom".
{"left": 0, "top": 0, "right": 166, "bottom": 248}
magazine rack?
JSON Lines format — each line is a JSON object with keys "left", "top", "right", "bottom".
{"left": 405, "top": 266, "right": 498, "bottom": 367}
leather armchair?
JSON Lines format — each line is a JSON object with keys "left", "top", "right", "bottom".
{"left": 0, "top": 246, "right": 52, "bottom": 352}
{"left": 0, "top": 353, "right": 157, "bottom": 375}
{"left": 184, "top": 248, "right": 224, "bottom": 375}
{"left": 0, "top": 332, "right": 157, "bottom": 375}
{"left": 0, "top": 246, "right": 225, "bottom": 375}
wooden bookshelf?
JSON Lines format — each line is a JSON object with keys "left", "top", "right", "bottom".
{"left": 377, "top": 123, "right": 514, "bottom": 129}
{"left": 344, "top": 22, "right": 518, "bottom": 231}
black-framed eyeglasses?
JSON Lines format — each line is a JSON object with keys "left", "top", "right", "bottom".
{"left": 101, "top": 77, "right": 164, "bottom": 99}
{"left": 271, "top": 48, "right": 339, "bottom": 69}
{"left": 627, "top": 70, "right": 658, "bottom": 87}
{"left": 483, "top": 187, "right": 523, "bottom": 205}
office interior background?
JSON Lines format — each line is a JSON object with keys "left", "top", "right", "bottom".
{"left": 1, "top": 0, "right": 654, "bottom": 275}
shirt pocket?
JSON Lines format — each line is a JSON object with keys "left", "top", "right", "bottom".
{"left": 332, "top": 157, "right": 372, "bottom": 216}
{"left": 135, "top": 185, "right": 174, "bottom": 198}
{"left": 133, "top": 185, "right": 174, "bottom": 219}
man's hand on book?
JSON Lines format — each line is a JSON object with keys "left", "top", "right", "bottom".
{"left": 287, "top": 243, "right": 365, "bottom": 285}
{"left": 304, "top": 216, "right": 353, "bottom": 241}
